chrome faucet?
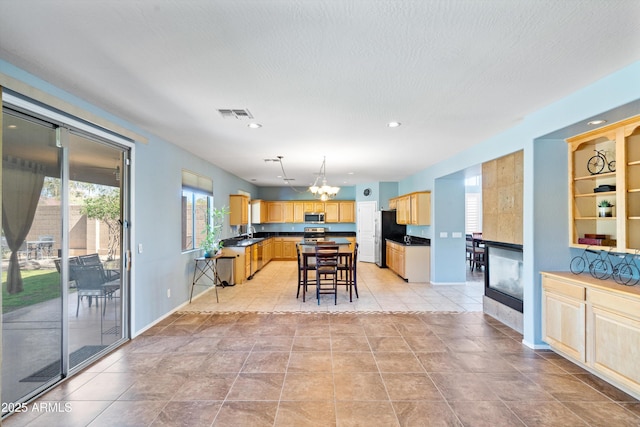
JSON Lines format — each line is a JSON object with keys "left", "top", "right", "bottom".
{"left": 248, "top": 226, "right": 256, "bottom": 239}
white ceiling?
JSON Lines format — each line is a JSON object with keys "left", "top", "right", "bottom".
{"left": 1, "top": 1, "right": 639, "bottom": 187}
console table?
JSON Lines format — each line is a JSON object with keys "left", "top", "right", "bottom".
{"left": 189, "top": 255, "right": 224, "bottom": 303}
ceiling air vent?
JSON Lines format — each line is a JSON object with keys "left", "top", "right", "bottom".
{"left": 218, "top": 109, "right": 254, "bottom": 119}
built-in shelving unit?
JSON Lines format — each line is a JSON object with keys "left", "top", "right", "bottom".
{"left": 567, "top": 115, "right": 640, "bottom": 252}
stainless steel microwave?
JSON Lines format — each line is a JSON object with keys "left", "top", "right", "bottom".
{"left": 304, "top": 212, "right": 325, "bottom": 223}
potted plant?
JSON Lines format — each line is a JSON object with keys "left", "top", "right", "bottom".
{"left": 597, "top": 200, "right": 614, "bottom": 217}
{"left": 202, "top": 206, "right": 230, "bottom": 257}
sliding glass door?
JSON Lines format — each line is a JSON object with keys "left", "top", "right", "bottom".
{"left": 66, "top": 130, "right": 126, "bottom": 356}
{"left": 1, "top": 103, "right": 130, "bottom": 413}
{"left": 1, "top": 110, "right": 62, "bottom": 406}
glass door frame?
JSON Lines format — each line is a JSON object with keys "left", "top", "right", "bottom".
{"left": 2, "top": 90, "right": 133, "bottom": 407}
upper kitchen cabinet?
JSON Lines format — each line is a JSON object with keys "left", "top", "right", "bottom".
{"left": 410, "top": 192, "right": 430, "bottom": 225}
{"left": 339, "top": 201, "right": 355, "bottom": 222}
{"left": 393, "top": 192, "right": 431, "bottom": 225}
{"left": 251, "top": 200, "right": 268, "bottom": 224}
{"left": 267, "top": 201, "right": 285, "bottom": 223}
{"left": 229, "top": 194, "right": 249, "bottom": 225}
{"left": 566, "top": 115, "right": 640, "bottom": 252}
{"left": 303, "top": 201, "right": 325, "bottom": 213}
{"left": 324, "top": 201, "right": 339, "bottom": 222}
{"left": 283, "top": 202, "right": 295, "bottom": 223}
{"left": 293, "top": 202, "right": 305, "bottom": 223}
{"left": 324, "top": 201, "right": 355, "bottom": 223}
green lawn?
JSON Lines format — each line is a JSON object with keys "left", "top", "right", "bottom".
{"left": 2, "top": 269, "right": 63, "bottom": 314}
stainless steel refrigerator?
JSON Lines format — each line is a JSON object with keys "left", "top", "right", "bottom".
{"left": 374, "top": 210, "right": 406, "bottom": 267}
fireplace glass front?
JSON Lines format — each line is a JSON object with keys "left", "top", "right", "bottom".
{"left": 485, "top": 243, "right": 523, "bottom": 312}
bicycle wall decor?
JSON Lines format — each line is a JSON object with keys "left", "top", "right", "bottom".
{"left": 570, "top": 246, "right": 640, "bottom": 286}
{"left": 587, "top": 149, "right": 616, "bottom": 175}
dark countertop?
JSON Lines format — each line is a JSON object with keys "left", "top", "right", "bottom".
{"left": 223, "top": 231, "right": 356, "bottom": 247}
{"left": 386, "top": 236, "right": 431, "bottom": 246}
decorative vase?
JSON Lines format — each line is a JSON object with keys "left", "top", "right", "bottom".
{"left": 598, "top": 206, "right": 613, "bottom": 217}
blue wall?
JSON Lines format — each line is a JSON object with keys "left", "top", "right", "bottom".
{"left": 396, "top": 61, "right": 640, "bottom": 346}
{"left": 1, "top": 59, "right": 258, "bottom": 334}
{"left": 3, "top": 57, "right": 640, "bottom": 346}
{"left": 432, "top": 174, "right": 466, "bottom": 283}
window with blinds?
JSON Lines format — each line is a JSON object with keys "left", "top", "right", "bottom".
{"left": 465, "top": 192, "right": 482, "bottom": 234}
{"left": 182, "top": 170, "right": 213, "bottom": 252}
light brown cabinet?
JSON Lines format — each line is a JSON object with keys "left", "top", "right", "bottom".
{"left": 274, "top": 239, "right": 283, "bottom": 259}
{"left": 267, "top": 201, "right": 285, "bottom": 223}
{"left": 542, "top": 274, "right": 586, "bottom": 363}
{"left": 272, "top": 237, "right": 298, "bottom": 260}
{"left": 386, "top": 241, "right": 405, "bottom": 278}
{"left": 293, "top": 202, "right": 305, "bottom": 223}
{"left": 386, "top": 240, "right": 430, "bottom": 282}
{"left": 283, "top": 202, "right": 295, "bottom": 223}
{"left": 229, "top": 194, "right": 249, "bottom": 226}
{"left": 258, "top": 199, "right": 355, "bottom": 224}
{"left": 325, "top": 201, "right": 355, "bottom": 223}
{"left": 392, "top": 192, "right": 430, "bottom": 225}
{"left": 303, "top": 201, "right": 325, "bottom": 213}
{"left": 324, "top": 201, "right": 340, "bottom": 222}
{"left": 251, "top": 200, "right": 268, "bottom": 224}
{"left": 339, "top": 201, "right": 355, "bottom": 222}
{"left": 566, "top": 115, "right": 640, "bottom": 252}
{"left": 395, "top": 196, "right": 411, "bottom": 224}
{"left": 542, "top": 271, "right": 640, "bottom": 399}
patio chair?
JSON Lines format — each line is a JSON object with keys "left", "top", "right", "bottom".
{"left": 69, "top": 263, "right": 119, "bottom": 317}
{"left": 80, "top": 253, "right": 120, "bottom": 280}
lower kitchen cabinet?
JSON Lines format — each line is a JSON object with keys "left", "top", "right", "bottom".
{"left": 386, "top": 240, "right": 430, "bottom": 282}
{"left": 273, "top": 237, "right": 299, "bottom": 260}
{"left": 541, "top": 271, "right": 640, "bottom": 399}
{"left": 220, "top": 237, "right": 275, "bottom": 283}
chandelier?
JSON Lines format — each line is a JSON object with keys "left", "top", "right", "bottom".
{"left": 308, "top": 156, "right": 340, "bottom": 201}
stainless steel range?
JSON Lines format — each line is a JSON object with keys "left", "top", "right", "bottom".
{"left": 303, "top": 227, "right": 326, "bottom": 243}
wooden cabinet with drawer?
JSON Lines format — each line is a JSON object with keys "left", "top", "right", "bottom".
{"left": 386, "top": 240, "right": 429, "bottom": 282}
{"left": 542, "top": 274, "right": 587, "bottom": 363}
{"left": 541, "top": 271, "right": 640, "bottom": 399}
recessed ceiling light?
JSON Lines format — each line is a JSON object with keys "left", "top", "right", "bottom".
{"left": 248, "top": 123, "right": 262, "bottom": 129}
{"left": 7, "top": 124, "right": 17, "bottom": 129}
{"left": 587, "top": 119, "right": 606, "bottom": 126}
{"left": 387, "top": 122, "right": 401, "bottom": 128}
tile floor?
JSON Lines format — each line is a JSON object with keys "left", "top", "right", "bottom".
{"left": 4, "top": 261, "right": 640, "bottom": 426}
